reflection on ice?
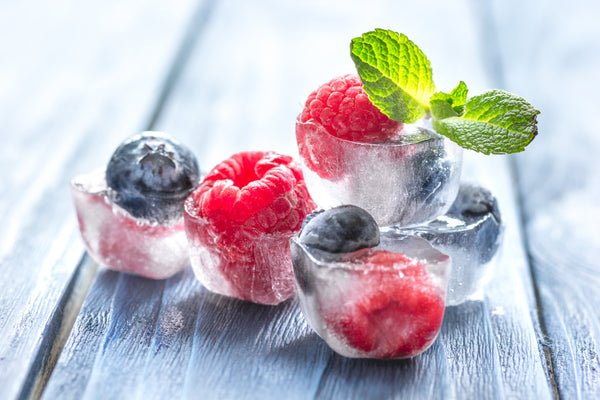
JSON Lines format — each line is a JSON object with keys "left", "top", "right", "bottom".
{"left": 387, "top": 183, "right": 503, "bottom": 305}
{"left": 297, "top": 119, "right": 463, "bottom": 226}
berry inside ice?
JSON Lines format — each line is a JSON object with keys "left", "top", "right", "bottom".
{"left": 449, "top": 183, "right": 501, "bottom": 223}
{"left": 106, "top": 132, "right": 199, "bottom": 223}
{"left": 184, "top": 151, "right": 315, "bottom": 304}
{"left": 296, "top": 74, "right": 403, "bottom": 180}
{"left": 299, "top": 205, "right": 380, "bottom": 254}
{"left": 324, "top": 251, "right": 445, "bottom": 359}
{"left": 292, "top": 205, "right": 448, "bottom": 358}
{"left": 299, "top": 74, "right": 402, "bottom": 143}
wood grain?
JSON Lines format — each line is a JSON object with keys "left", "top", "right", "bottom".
{"left": 41, "top": 0, "right": 556, "bottom": 398}
{"left": 0, "top": 0, "right": 199, "bottom": 399}
{"left": 488, "top": 0, "right": 600, "bottom": 397}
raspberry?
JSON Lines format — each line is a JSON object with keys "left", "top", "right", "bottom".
{"left": 299, "top": 74, "right": 402, "bottom": 142}
{"left": 184, "top": 151, "right": 315, "bottom": 304}
{"left": 323, "top": 251, "right": 445, "bottom": 358}
{"left": 296, "top": 74, "right": 402, "bottom": 180}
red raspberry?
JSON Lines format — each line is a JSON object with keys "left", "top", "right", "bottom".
{"left": 296, "top": 74, "right": 402, "bottom": 180}
{"left": 299, "top": 74, "right": 402, "bottom": 142}
{"left": 184, "top": 151, "right": 315, "bottom": 304}
{"left": 323, "top": 251, "right": 445, "bottom": 358}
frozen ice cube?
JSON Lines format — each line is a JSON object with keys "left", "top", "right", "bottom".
{"left": 71, "top": 167, "right": 190, "bottom": 279}
{"left": 296, "top": 118, "right": 463, "bottom": 226}
{"left": 182, "top": 150, "right": 315, "bottom": 305}
{"left": 184, "top": 211, "right": 297, "bottom": 305}
{"left": 291, "top": 234, "right": 450, "bottom": 359}
{"left": 386, "top": 183, "right": 503, "bottom": 306}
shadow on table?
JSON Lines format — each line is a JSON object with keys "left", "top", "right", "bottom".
{"left": 88, "top": 267, "right": 494, "bottom": 398}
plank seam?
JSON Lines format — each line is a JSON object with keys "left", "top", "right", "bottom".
{"left": 509, "top": 159, "right": 560, "bottom": 400}
{"left": 20, "top": 253, "right": 98, "bottom": 400}
{"left": 468, "top": 0, "right": 560, "bottom": 396}
{"left": 145, "top": 0, "right": 218, "bottom": 131}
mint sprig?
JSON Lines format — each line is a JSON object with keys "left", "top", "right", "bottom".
{"left": 350, "top": 29, "right": 539, "bottom": 154}
{"left": 430, "top": 81, "right": 468, "bottom": 119}
{"left": 350, "top": 29, "right": 436, "bottom": 124}
{"left": 432, "top": 90, "right": 539, "bottom": 154}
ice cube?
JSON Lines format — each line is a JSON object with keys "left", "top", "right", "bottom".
{"left": 296, "top": 119, "right": 463, "bottom": 226}
{"left": 182, "top": 150, "right": 315, "bottom": 305}
{"left": 387, "top": 183, "right": 503, "bottom": 306}
{"left": 184, "top": 211, "right": 296, "bottom": 305}
{"left": 291, "top": 234, "right": 451, "bottom": 359}
{"left": 71, "top": 167, "right": 190, "bottom": 279}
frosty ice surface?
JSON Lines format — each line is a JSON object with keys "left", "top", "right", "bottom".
{"left": 291, "top": 233, "right": 451, "bottom": 359}
{"left": 71, "top": 168, "right": 189, "bottom": 279}
{"left": 184, "top": 210, "right": 297, "bottom": 305}
{"left": 296, "top": 119, "right": 463, "bottom": 226}
{"left": 182, "top": 151, "right": 314, "bottom": 305}
{"left": 388, "top": 183, "right": 503, "bottom": 305}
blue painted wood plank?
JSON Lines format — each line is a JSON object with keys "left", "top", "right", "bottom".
{"left": 0, "top": 0, "right": 200, "bottom": 399}
{"left": 488, "top": 0, "right": 600, "bottom": 397}
{"left": 133, "top": 268, "right": 206, "bottom": 399}
{"left": 181, "top": 296, "right": 330, "bottom": 400}
{"left": 461, "top": 154, "right": 552, "bottom": 398}
{"left": 314, "top": 337, "right": 451, "bottom": 400}
{"left": 440, "top": 302, "right": 505, "bottom": 399}
{"left": 37, "top": 269, "right": 121, "bottom": 400}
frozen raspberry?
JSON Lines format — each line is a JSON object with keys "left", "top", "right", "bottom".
{"left": 323, "top": 251, "right": 446, "bottom": 359}
{"left": 184, "top": 151, "right": 315, "bottom": 304}
{"left": 299, "top": 74, "right": 402, "bottom": 142}
{"left": 296, "top": 74, "right": 402, "bottom": 180}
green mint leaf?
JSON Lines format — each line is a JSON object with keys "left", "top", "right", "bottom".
{"left": 350, "top": 29, "right": 435, "bottom": 124}
{"left": 432, "top": 89, "right": 540, "bottom": 154}
{"left": 430, "top": 81, "right": 468, "bottom": 119}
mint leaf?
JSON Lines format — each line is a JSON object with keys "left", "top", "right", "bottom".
{"left": 350, "top": 29, "right": 435, "bottom": 124}
{"left": 432, "top": 89, "right": 540, "bottom": 154}
{"left": 430, "top": 81, "right": 468, "bottom": 119}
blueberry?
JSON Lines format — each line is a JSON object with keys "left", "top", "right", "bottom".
{"left": 445, "top": 184, "right": 502, "bottom": 264}
{"left": 106, "top": 132, "right": 200, "bottom": 223}
{"left": 449, "top": 184, "right": 501, "bottom": 223}
{"left": 412, "top": 148, "right": 451, "bottom": 206}
{"left": 299, "top": 205, "right": 380, "bottom": 253}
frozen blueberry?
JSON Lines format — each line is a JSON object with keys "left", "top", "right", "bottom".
{"left": 299, "top": 205, "right": 380, "bottom": 253}
{"left": 433, "top": 183, "right": 502, "bottom": 265}
{"left": 449, "top": 183, "right": 501, "bottom": 223}
{"left": 106, "top": 132, "right": 199, "bottom": 223}
{"left": 413, "top": 148, "right": 451, "bottom": 206}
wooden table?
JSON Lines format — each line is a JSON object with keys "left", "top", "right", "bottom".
{"left": 1, "top": 0, "right": 598, "bottom": 398}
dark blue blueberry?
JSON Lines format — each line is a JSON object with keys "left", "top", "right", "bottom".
{"left": 448, "top": 183, "right": 501, "bottom": 224}
{"left": 106, "top": 132, "right": 199, "bottom": 223}
{"left": 299, "top": 205, "right": 380, "bottom": 253}
{"left": 413, "top": 148, "right": 451, "bottom": 206}
{"left": 432, "top": 183, "right": 502, "bottom": 264}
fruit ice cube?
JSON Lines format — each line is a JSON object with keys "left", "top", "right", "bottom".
{"left": 388, "top": 183, "right": 503, "bottom": 306}
{"left": 296, "top": 74, "right": 462, "bottom": 227}
{"left": 184, "top": 151, "right": 315, "bottom": 305}
{"left": 106, "top": 131, "right": 200, "bottom": 224}
{"left": 296, "top": 119, "right": 463, "bottom": 226}
{"left": 291, "top": 206, "right": 450, "bottom": 359}
{"left": 71, "top": 168, "right": 190, "bottom": 279}
{"left": 71, "top": 132, "right": 200, "bottom": 279}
